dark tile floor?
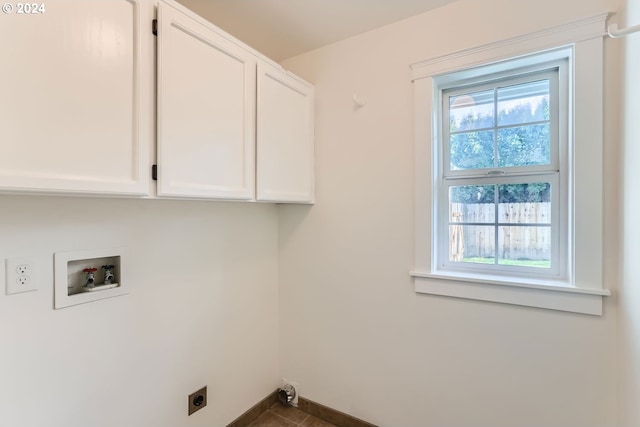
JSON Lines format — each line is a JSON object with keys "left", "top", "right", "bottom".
{"left": 248, "top": 403, "right": 337, "bottom": 427}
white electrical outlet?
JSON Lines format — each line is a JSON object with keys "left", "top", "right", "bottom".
{"left": 16, "top": 276, "right": 30, "bottom": 286}
{"left": 5, "top": 257, "right": 38, "bottom": 295}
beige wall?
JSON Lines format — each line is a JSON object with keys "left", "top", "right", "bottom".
{"left": 0, "top": 196, "right": 280, "bottom": 427}
{"left": 618, "top": 0, "right": 640, "bottom": 425}
{"left": 280, "top": 0, "right": 620, "bottom": 425}
{"left": 1, "top": 0, "right": 633, "bottom": 426}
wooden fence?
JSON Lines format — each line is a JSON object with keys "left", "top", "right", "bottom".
{"left": 450, "top": 202, "right": 551, "bottom": 261}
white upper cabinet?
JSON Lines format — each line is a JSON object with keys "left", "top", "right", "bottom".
{"left": 156, "top": 1, "right": 255, "bottom": 200}
{"left": 0, "top": 0, "right": 313, "bottom": 203}
{"left": 0, "top": 0, "right": 150, "bottom": 195}
{"left": 257, "top": 62, "right": 315, "bottom": 203}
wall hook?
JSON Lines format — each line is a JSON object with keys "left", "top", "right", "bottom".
{"left": 353, "top": 94, "right": 367, "bottom": 108}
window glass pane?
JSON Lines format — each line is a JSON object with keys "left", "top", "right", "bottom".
{"left": 449, "top": 225, "right": 495, "bottom": 263}
{"left": 450, "top": 185, "right": 495, "bottom": 222}
{"left": 450, "top": 186, "right": 497, "bottom": 264}
{"left": 498, "top": 182, "right": 551, "bottom": 205}
{"left": 450, "top": 131, "right": 494, "bottom": 170}
{"left": 497, "top": 124, "right": 550, "bottom": 167}
{"left": 449, "top": 89, "right": 494, "bottom": 132}
{"left": 497, "top": 80, "right": 550, "bottom": 126}
{"left": 498, "top": 226, "right": 551, "bottom": 268}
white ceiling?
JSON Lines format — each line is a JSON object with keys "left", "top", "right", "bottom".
{"left": 175, "top": 0, "right": 460, "bottom": 61}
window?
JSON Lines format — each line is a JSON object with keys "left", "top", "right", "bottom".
{"left": 438, "top": 63, "right": 566, "bottom": 281}
{"left": 410, "top": 14, "right": 610, "bottom": 315}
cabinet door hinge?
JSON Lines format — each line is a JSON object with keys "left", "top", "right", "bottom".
{"left": 152, "top": 164, "right": 158, "bottom": 181}
{"left": 152, "top": 19, "right": 158, "bottom": 36}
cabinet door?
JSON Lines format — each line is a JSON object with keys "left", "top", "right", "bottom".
{"left": 157, "top": 2, "right": 255, "bottom": 200}
{"left": 0, "top": 0, "right": 150, "bottom": 195}
{"left": 257, "top": 63, "right": 315, "bottom": 203}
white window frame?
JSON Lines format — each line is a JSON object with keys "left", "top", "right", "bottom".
{"left": 437, "top": 61, "right": 566, "bottom": 280}
{"left": 410, "top": 14, "right": 611, "bottom": 316}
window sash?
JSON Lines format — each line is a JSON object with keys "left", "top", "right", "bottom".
{"left": 441, "top": 66, "right": 561, "bottom": 180}
{"left": 437, "top": 173, "right": 563, "bottom": 279}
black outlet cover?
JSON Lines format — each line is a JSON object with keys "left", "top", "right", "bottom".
{"left": 188, "top": 386, "right": 207, "bottom": 416}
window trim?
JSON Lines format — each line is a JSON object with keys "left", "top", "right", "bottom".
{"left": 410, "top": 13, "right": 610, "bottom": 316}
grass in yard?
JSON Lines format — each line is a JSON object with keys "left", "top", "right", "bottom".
{"left": 462, "top": 257, "right": 551, "bottom": 268}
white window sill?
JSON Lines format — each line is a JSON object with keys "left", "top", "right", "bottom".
{"left": 411, "top": 271, "right": 610, "bottom": 316}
